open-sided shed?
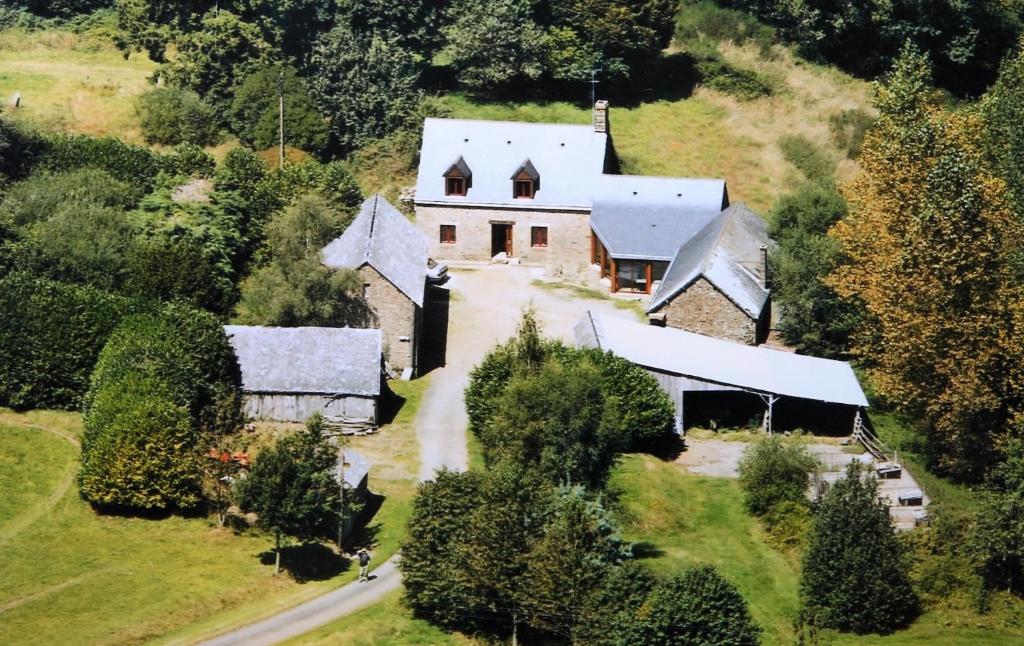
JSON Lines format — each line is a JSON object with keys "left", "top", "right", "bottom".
{"left": 224, "top": 325, "right": 384, "bottom": 427}
{"left": 574, "top": 312, "right": 868, "bottom": 434}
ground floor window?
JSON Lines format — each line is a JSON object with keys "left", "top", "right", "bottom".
{"left": 616, "top": 260, "right": 651, "bottom": 293}
{"left": 531, "top": 226, "right": 548, "bottom": 247}
{"left": 440, "top": 224, "right": 456, "bottom": 244}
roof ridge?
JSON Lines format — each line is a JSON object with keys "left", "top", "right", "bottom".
{"left": 698, "top": 210, "right": 733, "bottom": 273}
{"left": 365, "top": 194, "right": 380, "bottom": 261}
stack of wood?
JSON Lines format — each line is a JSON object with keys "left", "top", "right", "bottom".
{"left": 323, "top": 415, "right": 377, "bottom": 436}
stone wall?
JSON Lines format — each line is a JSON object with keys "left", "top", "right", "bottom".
{"left": 656, "top": 277, "right": 761, "bottom": 345}
{"left": 360, "top": 265, "right": 420, "bottom": 374}
{"left": 415, "top": 203, "right": 592, "bottom": 277}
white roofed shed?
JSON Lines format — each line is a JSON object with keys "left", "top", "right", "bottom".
{"left": 574, "top": 312, "right": 868, "bottom": 434}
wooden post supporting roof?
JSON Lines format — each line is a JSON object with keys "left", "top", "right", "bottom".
{"left": 758, "top": 394, "right": 780, "bottom": 434}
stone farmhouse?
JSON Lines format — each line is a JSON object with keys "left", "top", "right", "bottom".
{"left": 322, "top": 194, "right": 430, "bottom": 377}
{"left": 414, "top": 101, "right": 773, "bottom": 345}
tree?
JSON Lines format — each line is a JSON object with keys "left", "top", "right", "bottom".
{"left": 137, "top": 87, "right": 221, "bottom": 146}
{"left": 980, "top": 42, "right": 1024, "bottom": 213}
{"left": 307, "top": 23, "right": 423, "bottom": 153}
{"left": 341, "top": 0, "right": 447, "bottom": 59}
{"left": 627, "top": 564, "right": 762, "bottom": 646}
{"left": 768, "top": 180, "right": 861, "bottom": 358}
{"left": 236, "top": 194, "right": 371, "bottom": 327}
{"left": 1, "top": 168, "right": 141, "bottom": 228}
{"left": 236, "top": 414, "right": 342, "bottom": 573}
{"left": 800, "top": 462, "right": 917, "bottom": 633}
{"left": 738, "top": 435, "right": 819, "bottom": 516}
{"left": 163, "top": 10, "right": 270, "bottom": 114}
{"left": 229, "top": 64, "right": 328, "bottom": 155}
{"left": 972, "top": 489, "right": 1024, "bottom": 597}
{"left": 828, "top": 46, "right": 1024, "bottom": 480}
{"left": 482, "top": 359, "right": 624, "bottom": 488}
{"left": 576, "top": 560, "right": 658, "bottom": 645}
{"left": 520, "top": 487, "right": 631, "bottom": 642}
{"left": 542, "top": 0, "right": 677, "bottom": 82}
{"left": 442, "top": 0, "right": 546, "bottom": 91}
{"left": 400, "top": 469, "right": 487, "bottom": 630}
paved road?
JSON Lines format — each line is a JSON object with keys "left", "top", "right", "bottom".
{"left": 198, "top": 558, "right": 401, "bottom": 646}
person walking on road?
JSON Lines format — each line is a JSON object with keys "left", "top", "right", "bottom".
{"left": 357, "top": 549, "right": 371, "bottom": 582}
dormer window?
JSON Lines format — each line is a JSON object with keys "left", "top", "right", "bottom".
{"left": 444, "top": 156, "right": 471, "bottom": 197}
{"left": 511, "top": 159, "right": 539, "bottom": 199}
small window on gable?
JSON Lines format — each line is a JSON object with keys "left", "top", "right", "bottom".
{"left": 444, "top": 156, "right": 471, "bottom": 196}
{"left": 531, "top": 226, "right": 548, "bottom": 248}
{"left": 440, "top": 224, "right": 456, "bottom": 244}
{"left": 511, "top": 159, "right": 539, "bottom": 199}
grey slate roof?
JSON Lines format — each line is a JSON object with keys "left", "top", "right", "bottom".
{"left": 320, "top": 194, "right": 430, "bottom": 307}
{"left": 415, "top": 118, "right": 609, "bottom": 209}
{"left": 224, "top": 325, "right": 382, "bottom": 396}
{"left": 591, "top": 201, "right": 722, "bottom": 260}
{"left": 648, "top": 203, "right": 772, "bottom": 318}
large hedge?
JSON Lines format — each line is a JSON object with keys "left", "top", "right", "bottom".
{"left": 137, "top": 87, "right": 221, "bottom": 147}
{"left": 79, "top": 373, "right": 201, "bottom": 509}
{"left": 85, "top": 304, "right": 242, "bottom": 437}
{"left": 80, "top": 306, "right": 242, "bottom": 510}
{"left": 39, "top": 133, "right": 164, "bottom": 191}
{"left": 0, "top": 274, "right": 147, "bottom": 410}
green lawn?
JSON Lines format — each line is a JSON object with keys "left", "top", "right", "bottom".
{"left": 0, "top": 379, "right": 427, "bottom": 645}
{"left": 612, "top": 453, "right": 800, "bottom": 645}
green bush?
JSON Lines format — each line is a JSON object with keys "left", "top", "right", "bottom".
{"left": 86, "top": 305, "right": 242, "bottom": 437}
{"left": 160, "top": 143, "right": 216, "bottom": 178}
{"left": 0, "top": 117, "right": 47, "bottom": 181}
{"left": 737, "top": 435, "right": 819, "bottom": 516}
{"left": 39, "top": 133, "right": 163, "bottom": 191}
{"left": 778, "top": 134, "right": 836, "bottom": 181}
{"left": 1, "top": 168, "right": 141, "bottom": 227}
{"left": 696, "top": 58, "right": 774, "bottom": 99}
{"left": 0, "top": 274, "right": 147, "bottom": 410}
{"left": 626, "top": 564, "right": 762, "bottom": 645}
{"left": 675, "top": 1, "right": 776, "bottom": 57}
{"left": 229, "top": 64, "right": 328, "bottom": 155}
{"left": 829, "top": 109, "right": 875, "bottom": 159}
{"left": 137, "top": 87, "right": 221, "bottom": 147}
{"left": 763, "top": 499, "right": 813, "bottom": 551}
{"left": 79, "top": 373, "right": 201, "bottom": 510}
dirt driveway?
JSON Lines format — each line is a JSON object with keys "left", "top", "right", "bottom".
{"left": 415, "top": 263, "right": 641, "bottom": 479}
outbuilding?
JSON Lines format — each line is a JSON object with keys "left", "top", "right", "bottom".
{"left": 575, "top": 312, "right": 868, "bottom": 435}
{"left": 224, "top": 325, "right": 384, "bottom": 428}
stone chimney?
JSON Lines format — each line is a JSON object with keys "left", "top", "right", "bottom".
{"left": 593, "top": 100, "right": 609, "bottom": 134}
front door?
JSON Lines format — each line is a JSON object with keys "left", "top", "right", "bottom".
{"left": 491, "top": 223, "right": 513, "bottom": 257}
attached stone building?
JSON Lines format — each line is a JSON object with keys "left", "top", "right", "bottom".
{"left": 321, "top": 195, "right": 429, "bottom": 376}
{"left": 647, "top": 204, "right": 773, "bottom": 345}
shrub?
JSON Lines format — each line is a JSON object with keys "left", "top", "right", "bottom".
{"left": 229, "top": 64, "right": 328, "bottom": 155}
{"left": 627, "top": 564, "right": 762, "bottom": 645}
{"left": 0, "top": 117, "right": 47, "bottom": 181}
{"left": 829, "top": 108, "right": 875, "bottom": 159}
{"left": 39, "top": 133, "right": 162, "bottom": 191}
{"left": 696, "top": 58, "right": 773, "bottom": 99}
{"left": 160, "top": 143, "right": 216, "bottom": 178}
{"left": 675, "top": 1, "right": 776, "bottom": 57}
{"left": 79, "top": 373, "right": 201, "bottom": 510}
{"left": 738, "top": 435, "right": 819, "bottom": 516}
{"left": 137, "top": 87, "right": 221, "bottom": 147}
{"left": 86, "top": 305, "right": 242, "bottom": 438}
{"left": 763, "top": 499, "right": 813, "bottom": 551}
{"left": 0, "top": 274, "right": 147, "bottom": 410}
{"left": 800, "top": 462, "right": 918, "bottom": 634}
{"left": 778, "top": 134, "right": 835, "bottom": 181}
{"left": 1, "top": 168, "right": 141, "bottom": 227}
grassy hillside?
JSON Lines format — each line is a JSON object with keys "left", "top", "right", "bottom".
{"left": 0, "top": 379, "right": 426, "bottom": 645}
{"left": 0, "top": 28, "right": 156, "bottom": 142}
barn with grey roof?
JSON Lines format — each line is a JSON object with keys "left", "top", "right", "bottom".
{"left": 224, "top": 325, "right": 384, "bottom": 426}
{"left": 321, "top": 194, "right": 430, "bottom": 376}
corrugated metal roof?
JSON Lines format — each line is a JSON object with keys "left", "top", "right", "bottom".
{"left": 576, "top": 312, "right": 868, "bottom": 407}
{"left": 649, "top": 203, "right": 772, "bottom": 317}
{"left": 320, "top": 194, "right": 429, "bottom": 307}
{"left": 224, "top": 325, "right": 382, "bottom": 396}
{"left": 415, "top": 118, "right": 608, "bottom": 209}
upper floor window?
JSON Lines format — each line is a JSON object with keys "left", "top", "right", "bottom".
{"left": 511, "top": 159, "right": 540, "bottom": 199}
{"left": 444, "top": 156, "right": 471, "bottom": 196}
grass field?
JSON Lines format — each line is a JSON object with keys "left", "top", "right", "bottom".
{"left": 0, "top": 378, "right": 427, "bottom": 645}
{"left": 0, "top": 29, "right": 156, "bottom": 142}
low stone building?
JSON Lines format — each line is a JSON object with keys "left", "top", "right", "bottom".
{"left": 321, "top": 194, "right": 429, "bottom": 376}
{"left": 224, "top": 325, "right": 384, "bottom": 427}
{"left": 647, "top": 204, "right": 773, "bottom": 345}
